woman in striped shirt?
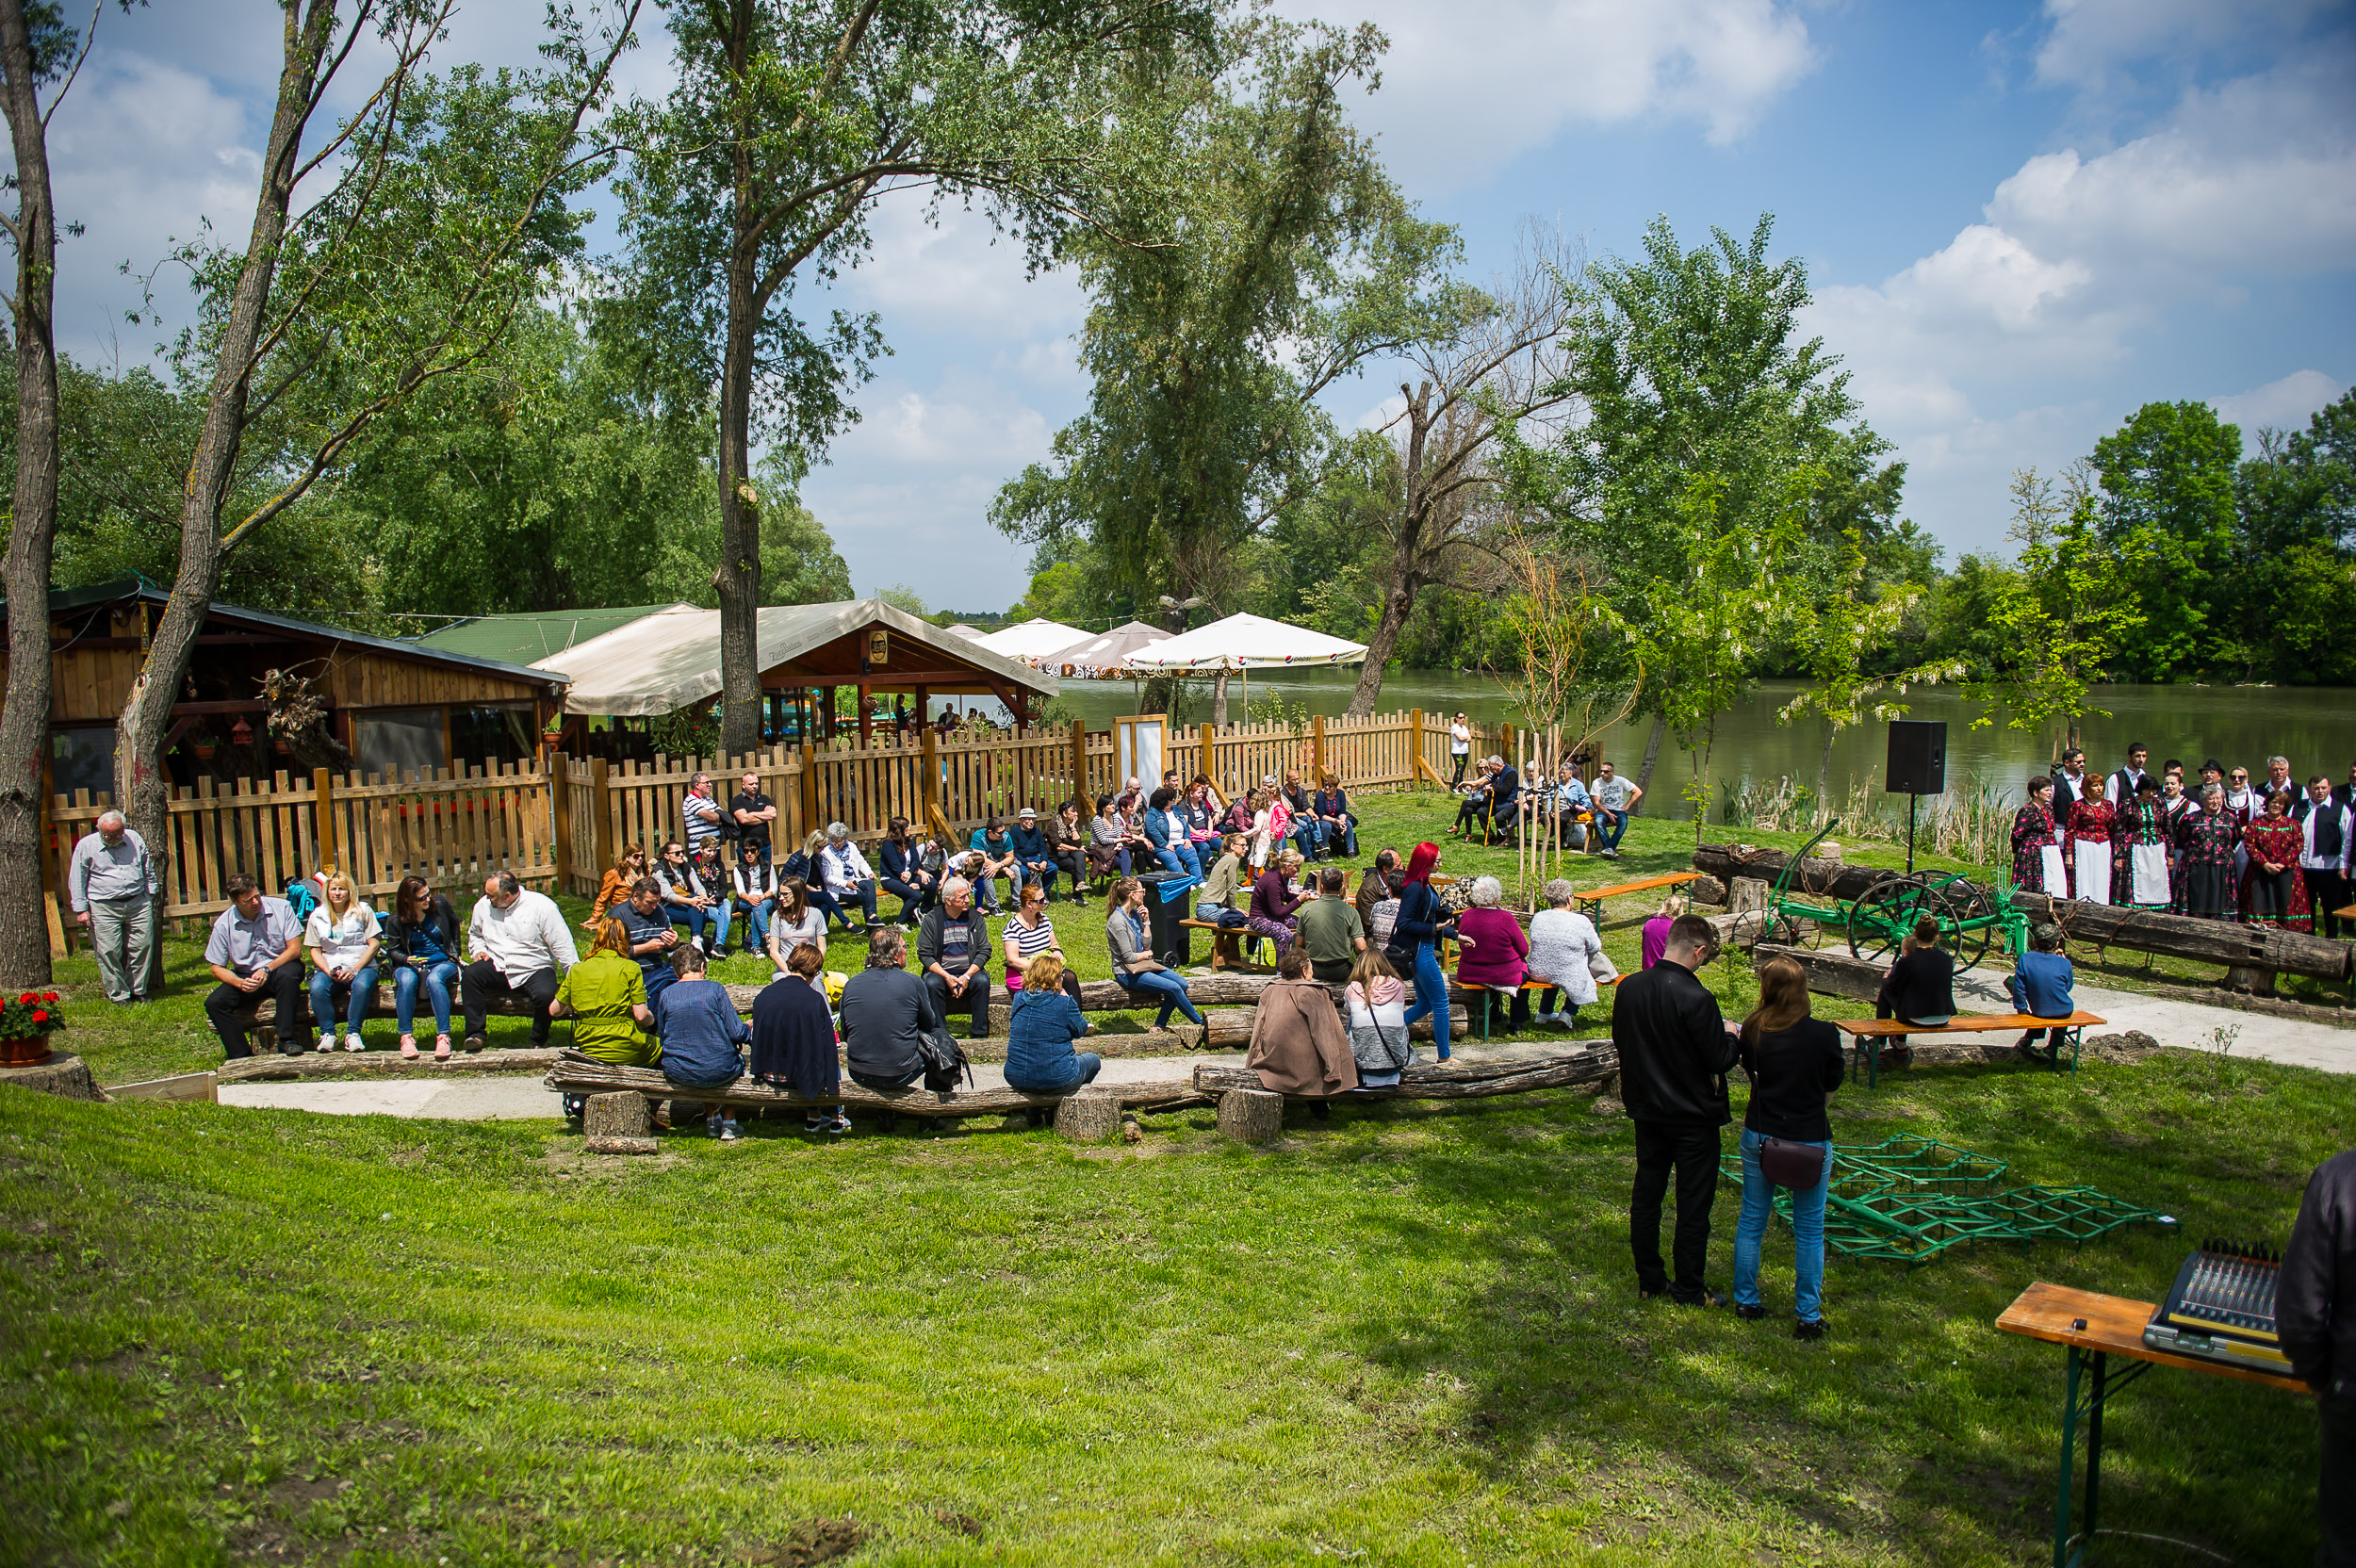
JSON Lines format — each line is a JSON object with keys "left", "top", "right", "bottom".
{"left": 1002, "top": 882, "right": 1084, "bottom": 1004}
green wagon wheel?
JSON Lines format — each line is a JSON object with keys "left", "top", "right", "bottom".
{"left": 1939, "top": 878, "right": 2000, "bottom": 974}
{"left": 1846, "top": 872, "right": 1997, "bottom": 972}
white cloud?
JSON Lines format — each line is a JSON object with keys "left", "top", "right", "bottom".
{"left": 834, "top": 193, "right": 1088, "bottom": 342}
{"left": 1284, "top": 0, "right": 1817, "bottom": 191}
{"left": 2033, "top": 0, "right": 2334, "bottom": 88}
{"left": 2212, "top": 369, "right": 2346, "bottom": 435}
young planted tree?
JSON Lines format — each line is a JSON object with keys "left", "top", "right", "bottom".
{"left": 1777, "top": 530, "right": 1963, "bottom": 807}
{"left": 989, "top": 16, "right": 1457, "bottom": 722}
{"left": 113, "top": 0, "right": 640, "bottom": 882}
{"left": 1963, "top": 466, "right": 2146, "bottom": 754}
{"left": 610, "top": 0, "right": 1218, "bottom": 754}
{"left": 0, "top": 0, "right": 95, "bottom": 984}
{"left": 1344, "top": 230, "right": 1577, "bottom": 716}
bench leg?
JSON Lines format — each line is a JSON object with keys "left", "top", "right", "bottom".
{"left": 1866, "top": 1037, "right": 1880, "bottom": 1090}
{"left": 2068, "top": 1026, "right": 2081, "bottom": 1077}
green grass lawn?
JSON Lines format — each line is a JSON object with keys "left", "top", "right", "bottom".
{"left": 2, "top": 1032, "right": 2344, "bottom": 1564}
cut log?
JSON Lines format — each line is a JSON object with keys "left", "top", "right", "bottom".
{"left": 1054, "top": 1090, "right": 1123, "bottom": 1143}
{"left": 1754, "top": 943, "right": 1883, "bottom": 1004}
{"left": 1190, "top": 1042, "right": 1617, "bottom": 1102}
{"left": 1217, "top": 1087, "right": 1284, "bottom": 1144}
{"left": 1728, "top": 877, "right": 1770, "bottom": 916}
{"left": 583, "top": 1091, "right": 651, "bottom": 1139}
{"left": 2010, "top": 891, "right": 2348, "bottom": 983}
{"left": 543, "top": 1052, "right": 1203, "bottom": 1119}
{"left": 217, "top": 1048, "right": 562, "bottom": 1085}
{"left": 1686, "top": 874, "right": 1728, "bottom": 906}
{"left": 585, "top": 1136, "right": 659, "bottom": 1155}
{"left": 1693, "top": 843, "right": 1884, "bottom": 904}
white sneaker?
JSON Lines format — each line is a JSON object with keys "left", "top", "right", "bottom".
{"left": 316, "top": 1032, "right": 335, "bottom": 1054}
{"left": 694, "top": 935, "right": 709, "bottom": 954}
{"left": 344, "top": 1032, "right": 366, "bottom": 1053}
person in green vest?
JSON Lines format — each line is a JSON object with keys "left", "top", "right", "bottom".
{"left": 551, "top": 918, "right": 658, "bottom": 1119}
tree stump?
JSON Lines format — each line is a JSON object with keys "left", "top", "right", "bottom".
{"left": 584, "top": 1091, "right": 651, "bottom": 1140}
{"left": 1217, "top": 1087, "right": 1283, "bottom": 1145}
{"left": 0, "top": 1054, "right": 105, "bottom": 1103}
{"left": 1055, "top": 1090, "right": 1123, "bottom": 1144}
{"left": 1729, "top": 877, "right": 1770, "bottom": 917}
{"left": 1688, "top": 874, "right": 1728, "bottom": 906}
{"left": 584, "top": 1135, "right": 660, "bottom": 1155}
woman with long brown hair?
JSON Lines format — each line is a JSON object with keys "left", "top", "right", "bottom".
{"left": 586, "top": 844, "right": 648, "bottom": 928}
{"left": 1731, "top": 955, "right": 1843, "bottom": 1340}
{"left": 381, "top": 874, "right": 461, "bottom": 1060}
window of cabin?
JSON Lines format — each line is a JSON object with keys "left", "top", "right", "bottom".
{"left": 50, "top": 727, "right": 117, "bottom": 799}
{"left": 353, "top": 708, "right": 448, "bottom": 780}
{"left": 451, "top": 705, "right": 536, "bottom": 771}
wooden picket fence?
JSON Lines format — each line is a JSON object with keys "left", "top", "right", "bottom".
{"left": 40, "top": 710, "right": 1519, "bottom": 944}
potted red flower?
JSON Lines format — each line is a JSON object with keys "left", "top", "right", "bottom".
{"left": 0, "top": 990, "right": 64, "bottom": 1067}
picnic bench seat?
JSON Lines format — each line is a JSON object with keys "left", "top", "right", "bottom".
{"left": 1464, "top": 973, "right": 1626, "bottom": 1039}
{"left": 1181, "top": 918, "right": 1270, "bottom": 972}
{"left": 1573, "top": 871, "right": 1697, "bottom": 923}
{"left": 1833, "top": 1010, "right": 2106, "bottom": 1087}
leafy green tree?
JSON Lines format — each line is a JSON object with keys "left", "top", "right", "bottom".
{"left": 607, "top": 0, "right": 1215, "bottom": 753}
{"left": 2088, "top": 400, "right": 2242, "bottom": 678}
{"left": 990, "top": 17, "right": 1459, "bottom": 718}
{"left": 1964, "top": 467, "right": 2145, "bottom": 753}
{"left": 1777, "top": 531, "right": 1963, "bottom": 804}
{"left": 2231, "top": 388, "right": 2355, "bottom": 679}
{"left": 875, "top": 584, "right": 926, "bottom": 616}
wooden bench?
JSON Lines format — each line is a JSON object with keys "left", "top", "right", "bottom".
{"left": 1463, "top": 973, "right": 1625, "bottom": 1039}
{"left": 1833, "top": 1010, "right": 2106, "bottom": 1087}
{"left": 1181, "top": 918, "right": 1270, "bottom": 972}
{"left": 1573, "top": 871, "right": 1697, "bottom": 923}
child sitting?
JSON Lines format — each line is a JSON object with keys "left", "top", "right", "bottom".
{"left": 2006, "top": 923, "right": 2075, "bottom": 1063}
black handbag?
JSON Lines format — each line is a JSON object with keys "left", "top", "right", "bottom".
{"left": 916, "top": 1027, "right": 973, "bottom": 1094}
{"left": 1757, "top": 1137, "right": 1829, "bottom": 1190}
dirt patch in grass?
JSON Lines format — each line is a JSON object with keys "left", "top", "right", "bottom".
{"left": 743, "top": 1517, "right": 867, "bottom": 1564}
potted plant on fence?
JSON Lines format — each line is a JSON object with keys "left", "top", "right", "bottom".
{"left": 0, "top": 989, "right": 65, "bottom": 1067}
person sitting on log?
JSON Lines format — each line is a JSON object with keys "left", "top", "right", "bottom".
{"left": 201, "top": 874, "right": 307, "bottom": 1062}
{"left": 1246, "top": 849, "right": 1309, "bottom": 958}
{"left": 1004, "top": 953, "right": 1100, "bottom": 1100}
{"left": 1872, "top": 917, "right": 1955, "bottom": 1070}
{"left": 1294, "top": 866, "right": 1366, "bottom": 986}
{"left": 751, "top": 941, "right": 845, "bottom": 1135}
{"left": 1455, "top": 874, "right": 1532, "bottom": 1033}
{"left": 651, "top": 943, "right": 750, "bottom": 1141}
{"left": 1002, "top": 883, "right": 1085, "bottom": 1004}
{"left": 2005, "top": 922, "right": 2076, "bottom": 1064}
{"left": 1194, "top": 833, "right": 1250, "bottom": 927}
{"left": 1246, "top": 946, "right": 1360, "bottom": 1112}
{"left": 1106, "top": 876, "right": 1207, "bottom": 1045}
{"left": 920, "top": 877, "right": 994, "bottom": 1039}
{"left": 1343, "top": 949, "right": 1412, "bottom": 1089}
{"left": 461, "top": 872, "right": 578, "bottom": 1054}
{"left": 838, "top": 927, "right": 942, "bottom": 1128}
{"left": 551, "top": 917, "right": 658, "bottom": 1119}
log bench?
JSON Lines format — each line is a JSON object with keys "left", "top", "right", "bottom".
{"left": 1833, "top": 1011, "right": 2106, "bottom": 1088}
{"left": 1190, "top": 1041, "right": 1617, "bottom": 1118}
{"left": 546, "top": 1051, "right": 1210, "bottom": 1122}
{"left": 1574, "top": 872, "right": 1697, "bottom": 923}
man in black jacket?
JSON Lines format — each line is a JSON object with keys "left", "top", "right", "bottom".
{"left": 2282, "top": 1148, "right": 2356, "bottom": 1562}
{"left": 1612, "top": 914, "right": 1741, "bottom": 1306}
{"left": 918, "top": 878, "right": 993, "bottom": 1039}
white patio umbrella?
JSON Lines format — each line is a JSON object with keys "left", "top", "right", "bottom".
{"left": 973, "top": 617, "right": 1092, "bottom": 662}
{"left": 1040, "top": 619, "right": 1171, "bottom": 675}
{"left": 1124, "top": 612, "right": 1367, "bottom": 719}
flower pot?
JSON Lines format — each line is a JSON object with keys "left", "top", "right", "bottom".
{"left": 0, "top": 1035, "right": 54, "bottom": 1067}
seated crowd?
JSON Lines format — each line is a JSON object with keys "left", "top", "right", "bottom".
{"left": 1443, "top": 752, "right": 1643, "bottom": 859}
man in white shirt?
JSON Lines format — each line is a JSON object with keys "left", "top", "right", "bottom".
{"left": 68, "top": 809, "right": 161, "bottom": 1004}
{"left": 2296, "top": 776, "right": 2354, "bottom": 940}
{"left": 2103, "top": 743, "right": 2149, "bottom": 806}
{"left": 1591, "top": 761, "right": 1642, "bottom": 858}
{"left": 200, "top": 874, "right": 306, "bottom": 1059}
{"left": 460, "top": 872, "right": 580, "bottom": 1051}
{"left": 1448, "top": 713, "right": 1471, "bottom": 788}
{"left": 820, "top": 821, "right": 883, "bottom": 930}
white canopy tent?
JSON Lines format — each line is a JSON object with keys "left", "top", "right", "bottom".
{"left": 973, "top": 617, "right": 1091, "bottom": 662}
{"left": 1124, "top": 612, "right": 1367, "bottom": 721}
{"left": 1040, "top": 619, "right": 1171, "bottom": 675}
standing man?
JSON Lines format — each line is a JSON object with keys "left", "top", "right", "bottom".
{"left": 2051, "top": 748, "right": 2092, "bottom": 818}
{"left": 2279, "top": 1147, "right": 2356, "bottom": 1568}
{"left": 200, "top": 874, "right": 306, "bottom": 1060}
{"left": 1612, "top": 913, "right": 1740, "bottom": 1309}
{"left": 2336, "top": 760, "right": 2356, "bottom": 814}
{"left": 919, "top": 876, "right": 992, "bottom": 1038}
{"left": 460, "top": 872, "right": 579, "bottom": 1052}
{"left": 1591, "top": 760, "right": 1641, "bottom": 859}
{"left": 2297, "top": 776, "right": 2354, "bottom": 940}
{"left": 1448, "top": 712, "right": 1471, "bottom": 788}
{"left": 2103, "top": 743, "right": 2150, "bottom": 805}
{"left": 681, "top": 772, "right": 726, "bottom": 858}
{"left": 68, "top": 809, "right": 161, "bottom": 1004}
{"left": 2265, "top": 754, "right": 2297, "bottom": 803}
{"left": 728, "top": 770, "right": 777, "bottom": 864}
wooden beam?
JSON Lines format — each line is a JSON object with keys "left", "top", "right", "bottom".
{"left": 548, "top": 751, "right": 574, "bottom": 893}
{"left": 546, "top": 1051, "right": 1206, "bottom": 1119}
{"left": 1190, "top": 1044, "right": 1615, "bottom": 1102}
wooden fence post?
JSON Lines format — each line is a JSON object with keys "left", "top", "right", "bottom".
{"left": 1069, "top": 718, "right": 1087, "bottom": 806}
{"left": 312, "top": 768, "right": 340, "bottom": 874}
{"left": 782, "top": 748, "right": 805, "bottom": 848}
{"left": 588, "top": 758, "right": 612, "bottom": 881}
{"left": 1311, "top": 714, "right": 1326, "bottom": 778}
{"left": 548, "top": 752, "right": 573, "bottom": 893}
{"left": 1410, "top": 709, "right": 1423, "bottom": 789}
{"left": 920, "top": 727, "right": 940, "bottom": 819}
{"left": 1199, "top": 723, "right": 1215, "bottom": 791}
{"left": 799, "top": 742, "right": 819, "bottom": 836}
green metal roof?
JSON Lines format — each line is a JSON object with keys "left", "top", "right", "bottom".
{"left": 409, "top": 604, "right": 684, "bottom": 667}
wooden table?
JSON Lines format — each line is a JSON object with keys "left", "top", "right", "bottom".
{"left": 1572, "top": 870, "right": 1697, "bottom": 923}
{"left": 1997, "top": 1281, "right": 2307, "bottom": 1567}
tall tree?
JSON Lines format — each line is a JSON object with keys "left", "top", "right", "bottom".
{"left": 610, "top": 0, "right": 1216, "bottom": 753}
{"left": 990, "top": 15, "right": 1456, "bottom": 719}
{"left": 113, "top": 1, "right": 638, "bottom": 875}
{"left": 1776, "top": 531, "right": 1962, "bottom": 804}
{"left": 2088, "top": 400, "right": 2241, "bottom": 679}
{"left": 0, "top": 0, "right": 102, "bottom": 985}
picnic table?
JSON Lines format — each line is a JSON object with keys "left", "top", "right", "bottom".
{"left": 1572, "top": 870, "right": 1697, "bottom": 923}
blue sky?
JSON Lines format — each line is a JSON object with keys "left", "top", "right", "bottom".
{"left": 36, "top": 0, "right": 2356, "bottom": 614}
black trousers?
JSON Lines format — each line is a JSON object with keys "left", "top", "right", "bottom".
{"left": 925, "top": 968, "right": 990, "bottom": 1037}
{"left": 1630, "top": 1119, "right": 1722, "bottom": 1301}
{"left": 459, "top": 960, "right": 559, "bottom": 1046}
{"left": 203, "top": 965, "right": 304, "bottom": 1059}
{"left": 2310, "top": 869, "right": 2348, "bottom": 940}
{"left": 2322, "top": 1389, "right": 2355, "bottom": 1568}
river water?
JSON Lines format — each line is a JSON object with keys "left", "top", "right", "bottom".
{"left": 1042, "top": 669, "right": 2355, "bottom": 817}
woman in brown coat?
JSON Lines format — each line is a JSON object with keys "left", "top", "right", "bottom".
{"left": 1246, "top": 947, "right": 1360, "bottom": 1102}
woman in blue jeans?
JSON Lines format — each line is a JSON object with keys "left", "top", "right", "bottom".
{"left": 1732, "top": 955, "right": 1846, "bottom": 1338}
{"left": 1392, "top": 841, "right": 1458, "bottom": 1061}
{"left": 1105, "top": 876, "right": 1206, "bottom": 1045}
{"left": 380, "top": 874, "right": 462, "bottom": 1061}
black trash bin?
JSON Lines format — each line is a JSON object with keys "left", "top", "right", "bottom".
{"left": 1133, "top": 870, "right": 1192, "bottom": 967}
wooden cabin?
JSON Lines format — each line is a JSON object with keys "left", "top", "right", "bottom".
{"left": 2, "top": 579, "right": 573, "bottom": 795}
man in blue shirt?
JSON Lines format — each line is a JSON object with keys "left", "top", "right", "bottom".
{"left": 1009, "top": 806, "right": 1058, "bottom": 900}
{"left": 201, "top": 874, "right": 307, "bottom": 1059}
{"left": 617, "top": 879, "right": 683, "bottom": 1009}
{"left": 2006, "top": 923, "right": 2075, "bottom": 1064}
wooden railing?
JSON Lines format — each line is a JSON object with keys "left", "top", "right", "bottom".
{"left": 41, "top": 710, "right": 1518, "bottom": 943}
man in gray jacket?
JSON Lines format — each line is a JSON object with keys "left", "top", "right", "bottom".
{"left": 918, "top": 877, "right": 992, "bottom": 1038}
{"left": 69, "top": 810, "right": 161, "bottom": 1004}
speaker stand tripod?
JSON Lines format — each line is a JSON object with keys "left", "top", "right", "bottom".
{"left": 1906, "top": 792, "right": 1919, "bottom": 875}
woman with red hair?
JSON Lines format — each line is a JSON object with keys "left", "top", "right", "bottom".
{"left": 1393, "top": 841, "right": 1461, "bottom": 1060}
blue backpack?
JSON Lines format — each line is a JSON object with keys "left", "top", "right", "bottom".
{"left": 282, "top": 878, "right": 320, "bottom": 924}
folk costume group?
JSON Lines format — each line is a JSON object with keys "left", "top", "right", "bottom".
{"left": 2006, "top": 745, "right": 2354, "bottom": 938}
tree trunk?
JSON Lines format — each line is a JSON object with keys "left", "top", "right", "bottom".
{"left": 1212, "top": 668, "right": 1230, "bottom": 727}
{"left": 114, "top": 1, "right": 337, "bottom": 892}
{"left": 1346, "top": 569, "right": 1417, "bottom": 717}
{"left": 714, "top": 7, "right": 764, "bottom": 758}
{"left": 1815, "top": 722, "right": 1836, "bottom": 809}
{"left": 1634, "top": 712, "right": 1666, "bottom": 801}
{"left": 0, "top": 0, "right": 61, "bottom": 986}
